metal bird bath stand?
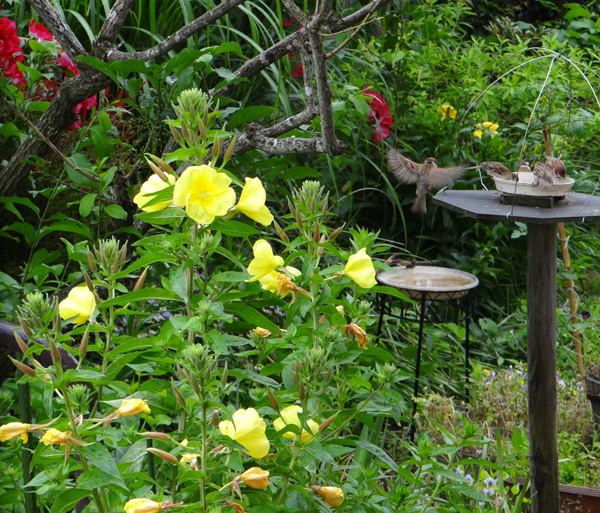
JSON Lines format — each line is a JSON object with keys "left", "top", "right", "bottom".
{"left": 433, "top": 189, "right": 600, "bottom": 513}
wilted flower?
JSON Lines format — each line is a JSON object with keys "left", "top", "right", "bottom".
{"left": 123, "top": 498, "right": 163, "bottom": 513}
{"left": 344, "top": 248, "right": 377, "bottom": 288}
{"left": 219, "top": 408, "right": 269, "bottom": 458}
{"left": 312, "top": 486, "right": 344, "bottom": 507}
{"left": 438, "top": 104, "right": 456, "bottom": 120}
{"left": 179, "top": 453, "right": 200, "bottom": 470}
{"left": 58, "top": 286, "right": 95, "bottom": 325}
{"left": 172, "top": 165, "right": 236, "bottom": 225}
{"left": 133, "top": 174, "right": 176, "bottom": 212}
{"left": 236, "top": 177, "right": 274, "bottom": 226}
{"left": 473, "top": 121, "right": 499, "bottom": 139}
{"left": 254, "top": 327, "right": 271, "bottom": 338}
{"left": 118, "top": 398, "right": 151, "bottom": 417}
{"left": 238, "top": 467, "right": 269, "bottom": 489}
{"left": 345, "top": 323, "right": 369, "bottom": 349}
{"left": 273, "top": 405, "right": 319, "bottom": 443}
{"left": 41, "top": 428, "right": 72, "bottom": 446}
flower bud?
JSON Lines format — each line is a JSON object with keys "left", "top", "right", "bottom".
{"left": 49, "top": 340, "right": 61, "bottom": 365}
{"left": 170, "top": 124, "right": 184, "bottom": 146}
{"left": 239, "top": 467, "right": 269, "bottom": 490}
{"left": 211, "top": 410, "right": 220, "bottom": 427}
{"left": 274, "top": 221, "right": 288, "bottom": 243}
{"left": 298, "top": 379, "right": 305, "bottom": 400}
{"left": 10, "top": 357, "right": 35, "bottom": 377}
{"left": 328, "top": 226, "right": 344, "bottom": 241}
{"left": 140, "top": 431, "right": 172, "bottom": 442}
{"left": 268, "top": 388, "right": 280, "bottom": 411}
{"left": 148, "top": 160, "right": 167, "bottom": 180}
{"left": 87, "top": 250, "right": 97, "bottom": 272}
{"left": 171, "top": 380, "right": 187, "bottom": 410}
{"left": 254, "top": 327, "right": 271, "bottom": 338}
{"left": 312, "top": 224, "right": 320, "bottom": 243}
{"left": 53, "top": 312, "right": 62, "bottom": 333}
{"left": 18, "top": 319, "right": 32, "bottom": 339}
{"left": 312, "top": 485, "right": 344, "bottom": 507}
{"left": 220, "top": 361, "right": 228, "bottom": 387}
{"left": 14, "top": 333, "right": 28, "bottom": 354}
{"left": 79, "top": 329, "right": 89, "bottom": 359}
{"left": 223, "top": 135, "right": 237, "bottom": 162}
{"left": 146, "top": 447, "right": 177, "bottom": 465}
{"left": 82, "top": 270, "right": 94, "bottom": 292}
{"left": 319, "top": 413, "right": 337, "bottom": 432}
{"left": 133, "top": 268, "right": 148, "bottom": 292}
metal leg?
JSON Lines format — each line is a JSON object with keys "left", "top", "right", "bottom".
{"left": 376, "top": 293, "right": 387, "bottom": 340}
{"left": 409, "top": 294, "right": 427, "bottom": 442}
{"left": 465, "top": 314, "right": 470, "bottom": 400}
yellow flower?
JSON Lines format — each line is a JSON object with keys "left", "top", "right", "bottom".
{"left": 123, "top": 498, "right": 163, "bottom": 513}
{"left": 133, "top": 174, "right": 176, "bottom": 212}
{"left": 344, "top": 248, "right": 377, "bottom": 288}
{"left": 180, "top": 452, "right": 200, "bottom": 470}
{"left": 236, "top": 177, "right": 274, "bottom": 226}
{"left": 273, "top": 405, "right": 319, "bottom": 443}
{"left": 313, "top": 486, "right": 344, "bottom": 507}
{"left": 473, "top": 121, "right": 499, "bottom": 139}
{"left": 0, "top": 422, "right": 30, "bottom": 443}
{"left": 41, "top": 428, "right": 72, "bottom": 446}
{"left": 247, "top": 240, "right": 282, "bottom": 282}
{"left": 59, "top": 286, "right": 95, "bottom": 325}
{"left": 172, "top": 165, "right": 236, "bottom": 225}
{"left": 254, "top": 327, "right": 271, "bottom": 338}
{"left": 219, "top": 407, "right": 269, "bottom": 458}
{"left": 239, "top": 467, "right": 270, "bottom": 490}
{"left": 438, "top": 104, "right": 456, "bottom": 120}
{"left": 117, "top": 398, "right": 151, "bottom": 417}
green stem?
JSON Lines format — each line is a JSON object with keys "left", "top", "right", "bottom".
{"left": 199, "top": 401, "right": 207, "bottom": 512}
{"left": 277, "top": 442, "right": 300, "bottom": 505}
{"left": 187, "top": 223, "right": 198, "bottom": 344}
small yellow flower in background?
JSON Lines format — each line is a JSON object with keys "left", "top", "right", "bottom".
{"left": 180, "top": 452, "right": 200, "bottom": 470}
{"left": 219, "top": 407, "right": 269, "bottom": 458}
{"left": 312, "top": 485, "right": 345, "bottom": 507}
{"left": 59, "top": 286, "right": 95, "bottom": 325}
{"left": 345, "top": 323, "right": 369, "bottom": 349}
{"left": 133, "top": 174, "right": 176, "bottom": 212}
{"left": 123, "top": 498, "right": 163, "bottom": 513}
{"left": 236, "top": 177, "right": 274, "bottom": 226}
{"left": 254, "top": 327, "right": 271, "bottom": 338}
{"left": 473, "top": 121, "right": 499, "bottom": 139}
{"left": 0, "top": 422, "right": 30, "bottom": 442}
{"left": 118, "top": 398, "right": 151, "bottom": 417}
{"left": 41, "top": 428, "right": 72, "bottom": 446}
{"left": 239, "top": 467, "right": 270, "bottom": 490}
{"left": 482, "top": 368, "right": 491, "bottom": 377}
{"left": 438, "top": 104, "right": 456, "bottom": 120}
{"left": 172, "top": 164, "right": 236, "bottom": 225}
{"left": 344, "top": 248, "right": 377, "bottom": 288}
{"left": 273, "top": 405, "right": 319, "bottom": 443}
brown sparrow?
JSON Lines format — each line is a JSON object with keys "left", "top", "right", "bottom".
{"left": 480, "top": 161, "right": 519, "bottom": 181}
{"left": 388, "top": 148, "right": 466, "bottom": 214}
{"left": 517, "top": 158, "right": 533, "bottom": 174}
{"left": 533, "top": 161, "right": 555, "bottom": 186}
{"left": 545, "top": 156, "right": 566, "bottom": 178}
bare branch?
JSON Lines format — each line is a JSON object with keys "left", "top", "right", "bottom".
{"left": 281, "top": 0, "right": 307, "bottom": 25}
{"left": 242, "top": 123, "right": 333, "bottom": 154}
{"left": 95, "top": 0, "right": 248, "bottom": 61}
{"left": 96, "top": 0, "right": 137, "bottom": 44}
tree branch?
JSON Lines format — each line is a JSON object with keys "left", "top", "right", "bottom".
{"left": 94, "top": 0, "right": 248, "bottom": 61}
{"left": 95, "top": 0, "right": 137, "bottom": 44}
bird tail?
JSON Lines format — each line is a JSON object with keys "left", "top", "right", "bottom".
{"left": 411, "top": 194, "right": 427, "bottom": 214}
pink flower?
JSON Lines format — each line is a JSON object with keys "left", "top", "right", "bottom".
{"left": 75, "top": 95, "right": 97, "bottom": 117}
{"left": 0, "top": 17, "right": 25, "bottom": 86}
{"left": 57, "top": 50, "right": 78, "bottom": 75}
{"left": 363, "top": 89, "right": 393, "bottom": 144}
{"left": 29, "top": 19, "right": 53, "bottom": 42}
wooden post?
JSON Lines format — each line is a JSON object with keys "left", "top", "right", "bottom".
{"left": 527, "top": 222, "right": 559, "bottom": 513}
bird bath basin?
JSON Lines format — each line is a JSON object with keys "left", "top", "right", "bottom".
{"left": 493, "top": 172, "right": 575, "bottom": 197}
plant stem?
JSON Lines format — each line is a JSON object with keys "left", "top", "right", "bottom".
{"left": 199, "top": 401, "right": 207, "bottom": 512}
{"left": 277, "top": 442, "right": 300, "bottom": 505}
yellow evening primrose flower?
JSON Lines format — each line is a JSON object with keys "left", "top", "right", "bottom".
{"left": 247, "top": 240, "right": 282, "bottom": 282}
{"left": 41, "top": 428, "right": 72, "bottom": 446}
{"left": 344, "top": 248, "right": 377, "bottom": 288}
{"left": 313, "top": 486, "right": 345, "bottom": 507}
{"left": 438, "top": 104, "right": 456, "bottom": 120}
{"left": 58, "top": 286, "right": 95, "bottom": 325}
{"left": 0, "top": 422, "right": 30, "bottom": 443}
{"left": 172, "top": 165, "right": 236, "bottom": 225}
{"left": 473, "top": 121, "right": 499, "bottom": 139}
{"left": 117, "top": 398, "right": 151, "bottom": 417}
{"left": 273, "top": 405, "right": 319, "bottom": 443}
{"left": 254, "top": 327, "right": 272, "bottom": 338}
{"left": 133, "top": 174, "right": 176, "bottom": 212}
{"left": 239, "top": 467, "right": 270, "bottom": 490}
{"left": 236, "top": 177, "right": 274, "bottom": 226}
{"left": 123, "top": 498, "right": 163, "bottom": 513}
{"left": 219, "top": 407, "right": 269, "bottom": 458}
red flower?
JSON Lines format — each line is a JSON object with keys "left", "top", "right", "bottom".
{"left": 29, "top": 19, "right": 53, "bottom": 42}
{"left": 291, "top": 63, "right": 303, "bottom": 79}
{"left": 363, "top": 89, "right": 393, "bottom": 144}
{"left": 0, "top": 17, "right": 25, "bottom": 86}
{"left": 57, "top": 50, "right": 78, "bottom": 75}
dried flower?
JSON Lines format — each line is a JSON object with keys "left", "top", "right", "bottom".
{"left": 238, "top": 467, "right": 269, "bottom": 489}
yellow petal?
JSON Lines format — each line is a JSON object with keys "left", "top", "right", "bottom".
{"left": 239, "top": 467, "right": 270, "bottom": 489}
{"left": 123, "top": 498, "right": 163, "bottom": 513}
{"left": 41, "top": 428, "right": 72, "bottom": 446}
{"left": 117, "top": 398, "right": 151, "bottom": 417}
{"left": 344, "top": 248, "right": 377, "bottom": 288}
{"left": 0, "top": 422, "right": 30, "bottom": 442}
{"left": 59, "top": 286, "right": 95, "bottom": 325}
{"left": 133, "top": 174, "right": 176, "bottom": 212}
{"left": 247, "top": 240, "right": 280, "bottom": 281}
{"left": 219, "top": 408, "right": 269, "bottom": 458}
{"left": 237, "top": 177, "right": 274, "bottom": 226}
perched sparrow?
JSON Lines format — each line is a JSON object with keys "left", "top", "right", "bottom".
{"left": 533, "top": 161, "right": 555, "bottom": 186}
{"left": 388, "top": 148, "right": 466, "bottom": 214}
{"left": 517, "top": 158, "right": 533, "bottom": 174}
{"left": 480, "top": 161, "right": 518, "bottom": 181}
{"left": 545, "top": 156, "right": 566, "bottom": 178}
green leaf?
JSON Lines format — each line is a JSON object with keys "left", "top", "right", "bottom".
{"left": 135, "top": 208, "right": 187, "bottom": 225}
{"left": 79, "top": 193, "right": 97, "bottom": 217}
{"left": 564, "top": 3, "right": 591, "bottom": 19}
{"left": 224, "top": 303, "right": 282, "bottom": 334}
{"left": 169, "top": 265, "right": 188, "bottom": 301}
{"left": 303, "top": 441, "right": 336, "bottom": 464}
{"left": 77, "top": 469, "right": 128, "bottom": 492}
{"left": 105, "top": 203, "right": 128, "bottom": 220}
{"left": 355, "top": 440, "right": 399, "bottom": 471}
{"left": 228, "top": 368, "right": 280, "bottom": 388}
{"left": 0, "top": 122, "right": 22, "bottom": 138}
{"left": 49, "top": 490, "right": 91, "bottom": 513}
{"left": 39, "top": 220, "right": 92, "bottom": 239}
{"left": 79, "top": 443, "right": 122, "bottom": 479}
{"left": 97, "top": 110, "right": 112, "bottom": 131}
{"left": 280, "top": 166, "right": 322, "bottom": 180}
{"left": 210, "top": 217, "right": 261, "bottom": 237}
{"left": 90, "top": 125, "right": 115, "bottom": 158}
{"left": 227, "top": 106, "right": 275, "bottom": 129}
{"left": 100, "top": 288, "right": 184, "bottom": 308}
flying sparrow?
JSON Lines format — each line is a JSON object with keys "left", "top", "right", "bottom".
{"left": 388, "top": 148, "right": 467, "bottom": 214}
{"left": 480, "top": 161, "right": 519, "bottom": 181}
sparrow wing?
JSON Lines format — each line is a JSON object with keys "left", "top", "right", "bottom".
{"left": 481, "top": 161, "right": 511, "bottom": 175}
{"left": 387, "top": 148, "right": 421, "bottom": 184}
{"left": 426, "top": 166, "right": 466, "bottom": 188}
